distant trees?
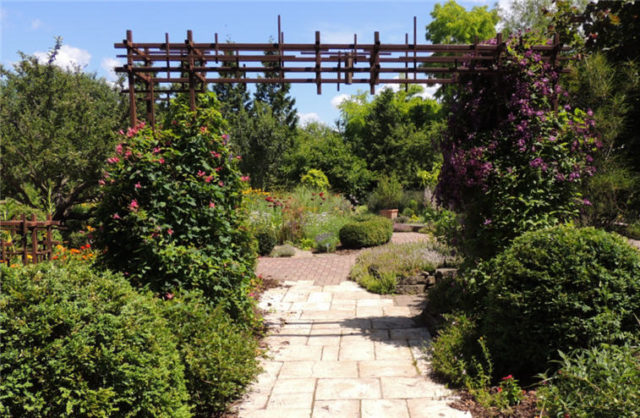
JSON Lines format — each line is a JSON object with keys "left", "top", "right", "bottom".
{"left": 338, "top": 87, "right": 443, "bottom": 189}
{"left": 0, "top": 40, "right": 126, "bottom": 220}
{"left": 425, "top": 0, "right": 498, "bottom": 44}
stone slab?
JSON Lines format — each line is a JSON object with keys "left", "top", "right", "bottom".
{"left": 361, "top": 399, "right": 410, "bottom": 418}
{"left": 315, "top": 378, "right": 382, "bottom": 400}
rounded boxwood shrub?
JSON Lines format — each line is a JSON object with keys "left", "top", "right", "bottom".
{"left": 0, "top": 262, "right": 190, "bottom": 417}
{"left": 482, "top": 225, "right": 640, "bottom": 377}
{"left": 162, "top": 291, "right": 261, "bottom": 416}
{"left": 94, "top": 93, "right": 256, "bottom": 323}
{"left": 254, "top": 226, "right": 277, "bottom": 256}
{"left": 339, "top": 215, "right": 393, "bottom": 248}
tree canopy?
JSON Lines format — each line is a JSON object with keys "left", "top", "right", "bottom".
{"left": 0, "top": 40, "right": 126, "bottom": 220}
{"left": 425, "top": 0, "right": 499, "bottom": 44}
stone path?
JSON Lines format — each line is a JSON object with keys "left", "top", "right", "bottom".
{"left": 236, "top": 233, "right": 468, "bottom": 417}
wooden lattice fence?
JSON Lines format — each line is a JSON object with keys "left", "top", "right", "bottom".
{"left": 1, "top": 214, "right": 61, "bottom": 266}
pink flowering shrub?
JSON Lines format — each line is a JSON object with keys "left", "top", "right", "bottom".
{"left": 436, "top": 33, "right": 599, "bottom": 259}
{"left": 94, "top": 93, "right": 256, "bottom": 323}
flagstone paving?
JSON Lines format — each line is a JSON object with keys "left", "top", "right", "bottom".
{"left": 235, "top": 233, "right": 469, "bottom": 418}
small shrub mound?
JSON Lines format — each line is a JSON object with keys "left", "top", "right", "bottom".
{"left": 0, "top": 262, "right": 190, "bottom": 417}
{"left": 162, "top": 291, "right": 261, "bottom": 416}
{"left": 339, "top": 215, "right": 393, "bottom": 249}
{"left": 254, "top": 225, "right": 277, "bottom": 256}
{"left": 482, "top": 225, "right": 640, "bottom": 377}
{"left": 538, "top": 344, "right": 640, "bottom": 417}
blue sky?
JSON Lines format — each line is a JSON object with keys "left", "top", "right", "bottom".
{"left": 1, "top": 0, "right": 500, "bottom": 126}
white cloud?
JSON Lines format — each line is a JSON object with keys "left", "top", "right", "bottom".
{"left": 330, "top": 93, "right": 349, "bottom": 109}
{"left": 101, "top": 57, "right": 122, "bottom": 81}
{"left": 34, "top": 44, "right": 91, "bottom": 70}
{"left": 30, "top": 18, "right": 42, "bottom": 30}
{"left": 376, "top": 75, "right": 438, "bottom": 99}
{"left": 298, "top": 112, "right": 321, "bottom": 126}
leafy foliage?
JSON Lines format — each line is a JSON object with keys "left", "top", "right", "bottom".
{"left": 300, "top": 168, "right": 330, "bottom": 191}
{"left": 0, "top": 40, "right": 126, "bottom": 220}
{"left": 339, "top": 215, "right": 393, "bottom": 249}
{"left": 481, "top": 225, "right": 640, "bottom": 377}
{"left": 338, "top": 87, "right": 442, "bottom": 188}
{"left": 281, "top": 122, "right": 372, "bottom": 200}
{"left": 162, "top": 291, "right": 261, "bottom": 416}
{"left": 538, "top": 344, "right": 640, "bottom": 417}
{"left": 94, "top": 93, "right": 257, "bottom": 323}
{"left": 368, "top": 176, "right": 404, "bottom": 211}
{"left": 436, "top": 33, "right": 599, "bottom": 259}
{"left": 0, "top": 261, "right": 190, "bottom": 417}
{"left": 425, "top": 0, "right": 498, "bottom": 44}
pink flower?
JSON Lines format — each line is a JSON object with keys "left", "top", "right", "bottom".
{"left": 115, "top": 144, "right": 123, "bottom": 154}
{"left": 209, "top": 201, "right": 216, "bottom": 208}
{"left": 125, "top": 150, "right": 132, "bottom": 158}
{"left": 197, "top": 170, "right": 206, "bottom": 177}
{"left": 167, "top": 228, "right": 173, "bottom": 235}
{"left": 152, "top": 147, "right": 161, "bottom": 154}
{"left": 483, "top": 218, "right": 492, "bottom": 225}
{"left": 98, "top": 179, "right": 106, "bottom": 186}
{"left": 211, "top": 151, "right": 221, "bottom": 158}
{"left": 583, "top": 199, "right": 592, "bottom": 206}
{"left": 240, "top": 176, "right": 250, "bottom": 182}
{"left": 165, "top": 292, "right": 174, "bottom": 300}
{"left": 134, "top": 182, "right": 142, "bottom": 189}
{"left": 129, "top": 199, "right": 139, "bottom": 212}
{"left": 157, "top": 158, "right": 165, "bottom": 164}
{"left": 107, "top": 157, "right": 120, "bottom": 164}
{"left": 501, "top": 375, "right": 514, "bottom": 381}
{"left": 215, "top": 167, "right": 222, "bottom": 172}
{"left": 222, "top": 134, "right": 229, "bottom": 140}
{"left": 218, "top": 181, "right": 224, "bottom": 187}
{"left": 200, "top": 126, "right": 208, "bottom": 133}
{"left": 119, "top": 129, "right": 125, "bottom": 135}
{"left": 236, "top": 155, "right": 242, "bottom": 160}
{"left": 204, "top": 175, "right": 213, "bottom": 183}
{"left": 112, "top": 213, "right": 121, "bottom": 220}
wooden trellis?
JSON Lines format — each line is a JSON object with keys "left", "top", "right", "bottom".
{"left": 115, "top": 16, "right": 569, "bottom": 126}
{"left": 1, "top": 214, "right": 61, "bottom": 265}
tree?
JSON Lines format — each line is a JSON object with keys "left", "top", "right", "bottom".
{"left": 254, "top": 41, "right": 298, "bottom": 130}
{"left": 425, "top": 0, "right": 498, "bottom": 44}
{"left": 0, "top": 40, "right": 126, "bottom": 220}
{"left": 339, "top": 87, "right": 443, "bottom": 189}
{"left": 280, "top": 121, "right": 372, "bottom": 201}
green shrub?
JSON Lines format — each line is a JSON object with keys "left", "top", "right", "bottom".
{"left": 0, "top": 262, "right": 190, "bottom": 417}
{"left": 624, "top": 221, "right": 640, "bottom": 240}
{"left": 429, "top": 314, "right": 483, "bottom": 387}
{"left": 271, "top": 244, "right": 296, "bottom": 257}
{"left": 351, "top": 241, "right": 458, "bottom": 294}
{"left": 162, "top": 291, "right": 261, "bottom": 416}
{"left": 300, "top": 168, "right": 330, "bottom": 190}
{"left": 314, "top": 232, "right": 338, "bottom": 253}
{"left": 94, "top": 93, "right": 256, "bottom": 323}
{"left": 254, "top": 226, "right": 277, "bottom": 256}
{"left": 482, "top": 225, "right": 640, "bottom": 377}
{"left": 538, "top": 344, "right": 640, "bottom": 417}
{"left": 339, "top": 215, "right": 393, "bottom": 248}
{"left": 368, "top": 176, "right": 403, "bottom": 211}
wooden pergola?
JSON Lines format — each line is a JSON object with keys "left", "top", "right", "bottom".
{"left": 115, "top": 16, "right": 568, "bottom": 127}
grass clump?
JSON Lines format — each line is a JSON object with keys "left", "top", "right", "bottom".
{"left": 271, "top": 244, "right": 297, "bottom": 257}
{"left": 350, "top": 241, "right": 459, "bottom": 294}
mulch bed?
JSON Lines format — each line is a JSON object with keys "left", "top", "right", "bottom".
{"left": 450, "top": 390, "right": 540, "bottom": 417}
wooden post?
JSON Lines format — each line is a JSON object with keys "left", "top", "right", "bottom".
{"left": 46, "top": 214, "right": 53, "bottom": 261}
{"left": 315, "top": 31, "right": 322, "bottom": 94}
{"left": 126, "top": 30, "right": 137, "bottom": 127}
{"left": 31, "top": 214, "right": 37, "bottom": 263}
{"left": 21, "top": 214, "right": 27, "bottom": 264}
{"left": 187, "top": 30, "right": 196, "bottom": 111}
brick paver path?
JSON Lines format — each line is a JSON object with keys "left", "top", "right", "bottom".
{"left": 236, "top": 233, "right": 468, "bottom": 417}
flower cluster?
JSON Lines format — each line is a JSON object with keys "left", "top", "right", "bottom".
{"left": 436, "top": 33, "right": 598, "bottom": 258}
